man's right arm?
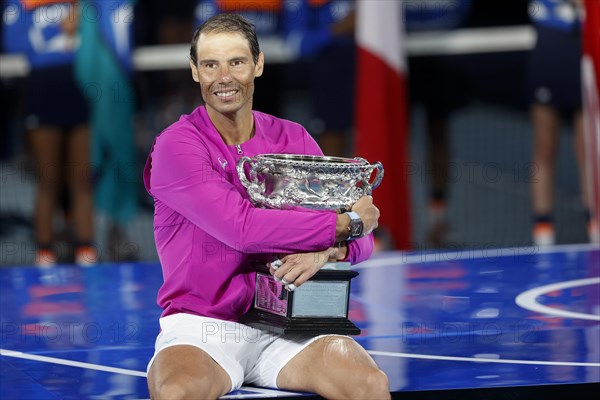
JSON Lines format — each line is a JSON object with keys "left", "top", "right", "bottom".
{"left": 147, "top": 131, "right": 339, "bottom": 254}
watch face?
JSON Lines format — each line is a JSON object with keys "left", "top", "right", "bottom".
{"left": 350, "top": 220, "right": 363, "bottom": 237}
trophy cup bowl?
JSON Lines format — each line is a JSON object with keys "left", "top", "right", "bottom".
{"left": 237, "top": 154, "right": 384, "bottom": 336}
{"left": 237, "top": 154, "right": 384, "bottom": 212}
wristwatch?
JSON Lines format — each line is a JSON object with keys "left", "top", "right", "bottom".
{"left": 345, "top": 211, "right": 364, "bottom": 240}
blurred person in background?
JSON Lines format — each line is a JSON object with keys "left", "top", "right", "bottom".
{"left": 526, "top": 0, "right": 593, "bottom": 245}
{"left": 134, "top": 0, "right": 197, "bottom": 132}
{"left": 282, "top": 0, "right": 356, "bottom": 158}
{"left": 75, "top": 0, "right": 139, "bottom": 261}
{"left": 2, "top": 0, "right": 96, "bottom": 266}
{"left": 195, "top": 0, "right": 287, "bottom": 117}
{"left": 404, "top": 0, "right": 472, "bottom": 248}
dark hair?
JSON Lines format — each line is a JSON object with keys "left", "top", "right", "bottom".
{"left": 190, "top": 14, "right": 261, "bottom": 65}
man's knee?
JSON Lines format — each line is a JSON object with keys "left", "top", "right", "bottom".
{"left": 149, "top": 379, "right": 187, "bottom": 400}
{"left": 353, "top": 368, "right": 390, "bottom": 400}
{"left": 149, "top": 375, "right": 214, "bottom": 400}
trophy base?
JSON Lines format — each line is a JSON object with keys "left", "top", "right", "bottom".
{"left": 241, "top": 309, "right": 361, "bottom": 336}
{"left": 242, "top": 262, "right": 361, "bottom": 336}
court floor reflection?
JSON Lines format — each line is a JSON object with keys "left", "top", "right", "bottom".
{"left": 1, "top": 245, "right": 598, "bottom": 398}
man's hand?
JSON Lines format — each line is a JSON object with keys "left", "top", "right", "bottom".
{"left": 268, "top": 247, "right": 343, "bottom": 291}
{"left": 335, "top": 195, "right": 380, "bottom": 241}
{"left": 351, "top": 195, "right": 380, "bottom": 234}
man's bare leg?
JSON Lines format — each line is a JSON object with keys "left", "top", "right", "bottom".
{"left": 277, "top": 336, "right": 390, "bottom": 399}
{"left": 531, "top": 104, "right": 560, "bottom": 216}
{"left": 572, "top": 111, "right": 588, "bottom": 210}
{"left": 147, "top": 345, "right": 232, "bottom": 400}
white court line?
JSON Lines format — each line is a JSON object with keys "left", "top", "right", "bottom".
{"left": 3, "top": 346, "right": 598, "bottom": 373}
{"left": 0, "top": 349, "right": 301, "bottom": 398}
{"left": 367, "top": 350, "right": 600, "bottom": 367}
{"left": 2, "top": 346, "right": 598, "bottom": 395}
{"left": 355, "top": 243, "right": 600, "bottom": 269}
{"left": 515, "top": 277, "right": 600, "bottom": 321}
{"left": 0, "top": 348, "right": 147, "bottom": 377}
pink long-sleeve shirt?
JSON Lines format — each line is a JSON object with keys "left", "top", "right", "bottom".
{"left": 143, "top": 106, "right": 374, "bottom": 321}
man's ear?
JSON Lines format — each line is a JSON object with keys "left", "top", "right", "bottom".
{"left": 190, "top": 60, "right": 200, "bottom": 82}
{"left": 254, "top": 52, "right": 265, "bottom": 78}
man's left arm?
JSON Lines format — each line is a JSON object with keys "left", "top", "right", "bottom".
{"left": 269, "top": 130, "right": 376, "bottom": 287}
{"left": 268, "top": 235, "right": 374, "bottom": 290}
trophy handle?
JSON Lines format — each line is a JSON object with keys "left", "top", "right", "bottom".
{"left": 237, "top": 156, "right": 256, "bottom": 188}
{"left": 369, "top": 161, "right": 384, "bottom": 190}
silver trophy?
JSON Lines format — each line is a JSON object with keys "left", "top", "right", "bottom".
{"left": 237, "top": 154, "right": 384, "bottom": 335}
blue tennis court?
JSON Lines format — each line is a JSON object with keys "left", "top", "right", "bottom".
{"left": 1, "top": 244, "right": 598, "bottom": 399}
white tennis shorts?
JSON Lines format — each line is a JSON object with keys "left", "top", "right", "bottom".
{"left": 146, "top": 313, "right": 347, "bottom": 391}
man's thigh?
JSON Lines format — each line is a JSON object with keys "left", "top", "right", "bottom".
{"left": 147, "top": 344, "right": 231, "bottom": 399}
{"left": 275, "top": 335, "right": 385, "bottom": 396}
{"left": 147, "top": 314, "right": 264, "bottom": 393}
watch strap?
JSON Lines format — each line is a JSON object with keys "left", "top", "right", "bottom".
{"left": 346, "top": 211, "right": 360, "bottom": 222}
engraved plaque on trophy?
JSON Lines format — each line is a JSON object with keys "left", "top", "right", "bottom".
{"left": 237, "top": 154, "right": 384, "bottom": 335}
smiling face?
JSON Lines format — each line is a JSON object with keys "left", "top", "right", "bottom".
{"left": 190, "top": 32, "right": 264, "bottom": 119}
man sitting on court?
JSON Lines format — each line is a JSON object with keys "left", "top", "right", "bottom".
{"left": 143, "top": 13, "right": 390, "bottom": 400}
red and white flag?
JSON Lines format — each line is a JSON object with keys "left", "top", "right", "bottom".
{"left": 355, "top": 0, "right": 411, "bottom": 249}
{"left": 582, "top": 0, "right": 600, "bottom": 243}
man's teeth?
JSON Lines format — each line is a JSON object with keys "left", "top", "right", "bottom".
{"left": 216, "top": 91, "right": 236, "bottom": 97}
